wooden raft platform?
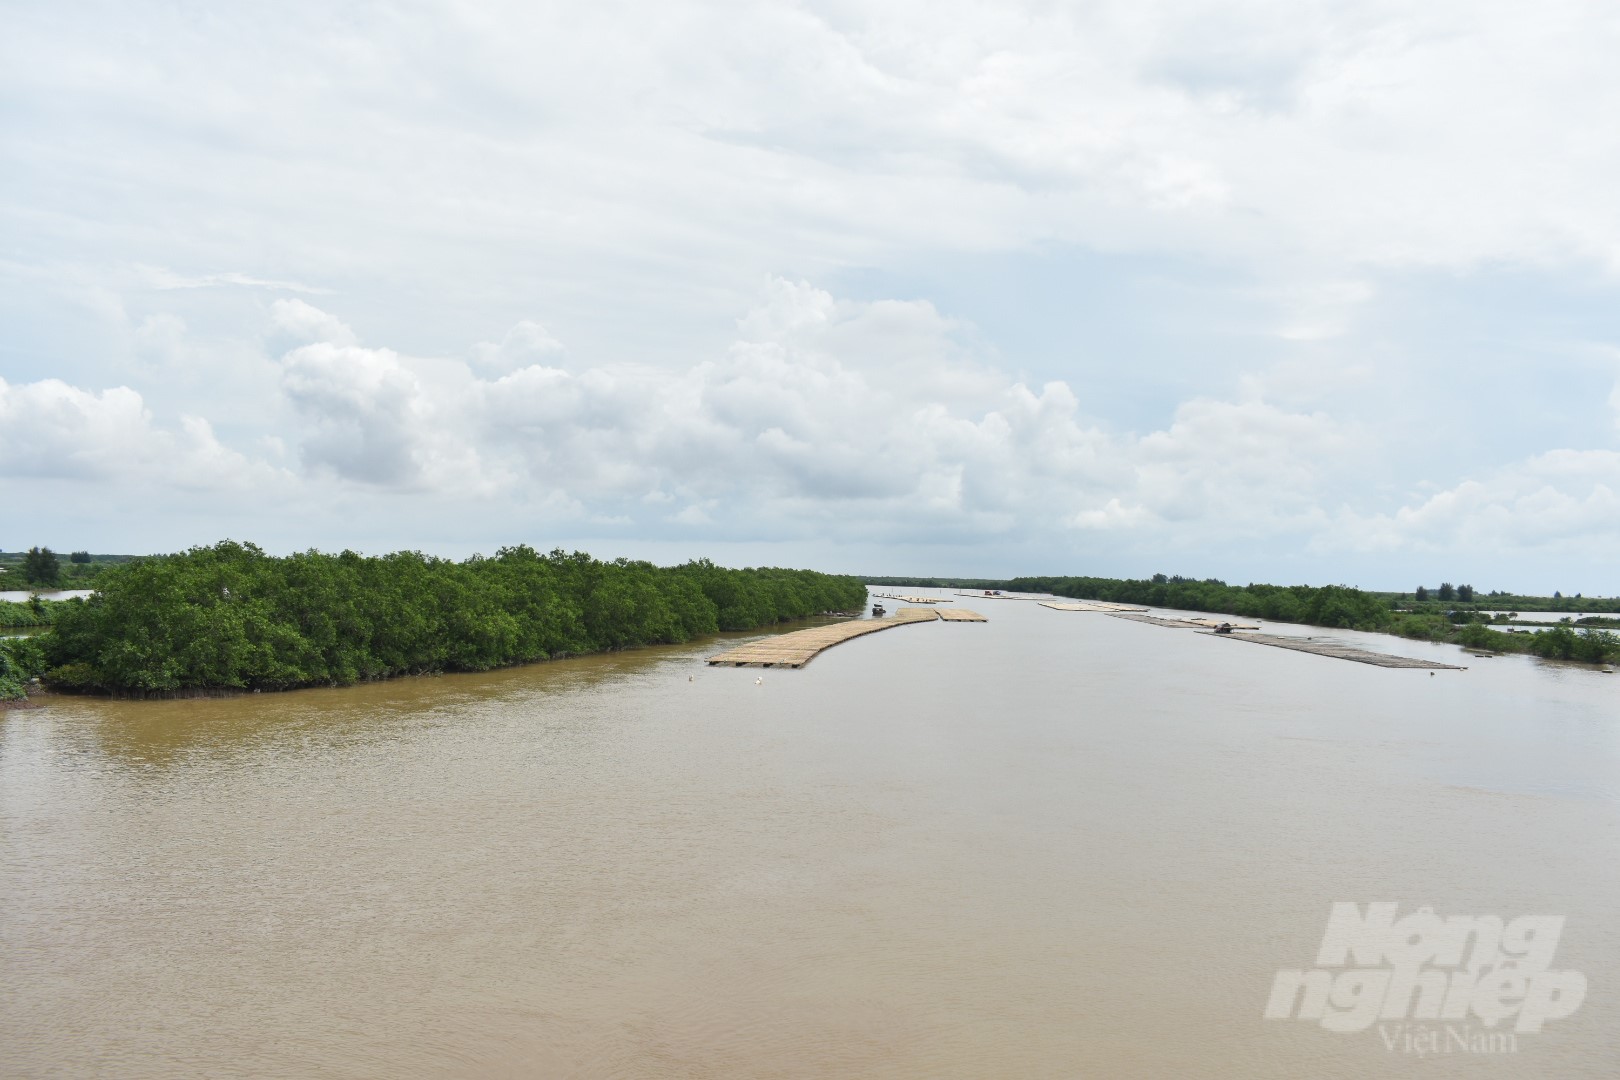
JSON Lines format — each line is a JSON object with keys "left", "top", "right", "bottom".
{"left": 936, "top": 607, "right": 987, "bottom": 622}
{"left": 1204, "top": 631, "right": 1466, "bottom": 670}
{"left": 706, "top": 607, "right": 940, "bottom": 668}
{"left": 1040, "top": 602, "right": 1150, "bottom": 612}
{"left": 873, "top": 593, "right": 951, "bottom": 604}
{"left": 1106, "top": 612, "right": 1214, "bottom": 629}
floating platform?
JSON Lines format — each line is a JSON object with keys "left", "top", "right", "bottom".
{"left": 1040, "top": 602, "right": 1150, "bottom": 612}
{"left": 936, "top": 608, "right": 987, "bottom": 622}
{"left": 872, "top": 593, "right": 951, "bottom": 604}
{"left": 1105, "top": 612, "right": 1215, "bottom": 629}
{"left": 1204, "top": 631, "right": 1465, "bottom": 670}
{"left": 706, "top": 607, "right": 941, "bottom": 668}
{"left": 1103, "top": 611, "right": 1257, "bottom": 629}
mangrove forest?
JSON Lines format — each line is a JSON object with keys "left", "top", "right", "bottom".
{"left": 5, "top": 541, "right": 866, "bottom": 698}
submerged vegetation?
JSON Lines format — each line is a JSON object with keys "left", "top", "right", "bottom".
{"left": 18, "top": 541, "right": 865, "bottom": 698}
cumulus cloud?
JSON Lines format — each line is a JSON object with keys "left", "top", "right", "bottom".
{"left": 265, "top": 285, "right": 1352, "bottom": 549}
{"left": 278, "top": 341, "right": 492, "bottom": 491}
{"left": 7, "top": 277, "right": 1612, "bottom": 579}
{"left": 1326, "top": 450, "right": 1620, "bottom": 554}
{"left": 471, "top": 321, "right": 565, "bottom": 373}
{"left": 6, "top": 2, "right": 1617, "bottom": 581}
{"left": 271, "top": 299, "right": 357, "bottom": 347}
{"left": 0, "top": 376, "right": 283, "bottom": 489}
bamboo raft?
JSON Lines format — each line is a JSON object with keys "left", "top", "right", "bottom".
{"left": 872, "top": 593, "right": 951, "bottom": 604}
{"left": 706, "top": 607, "right": 941, "bottom": 667}
{"left": 936, "top": 607, "right": 988, "bottom": 622}
{"left": 1106, "top": 612, "right": 1215, "bottom": 629}
{"left": 1203, "top": 631, "right": 1465, "bottom": 670}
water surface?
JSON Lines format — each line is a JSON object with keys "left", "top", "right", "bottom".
{"left": 3, "top": 595, "right": 1616, "bottom": 1077}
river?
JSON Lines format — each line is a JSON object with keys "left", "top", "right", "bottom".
{"left": 2, "top": 592, "right": 1616, "bottom": 1077}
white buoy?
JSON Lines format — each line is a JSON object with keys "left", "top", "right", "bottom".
{"left": 755, "top": 676, "right": 763, "bottom": 685}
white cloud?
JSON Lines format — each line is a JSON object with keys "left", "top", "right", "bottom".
{"left": 261, "top": 286, "right": 1353, "bottom": 551}
{"left": 10, "top": 0, "right": 1620, "bottom": 324}
{"left": 278, "top": 340, "right": 491, "bottom": 491}
{"left": 1326, "top": 450, "right": 1620, "bottom": 554}
{"left": 471, "top": 320, "right": 565, "bottom": 373}
{"left": 6, "top": 278, "right": 1613, "bottom": 582}
{"left": 0, "top": 376, "right": 282, "bottom": 490}
{"left": 271, "top": 299, "right": 357, "bottom": 347}
{"left": 136, "top": 265, "right": 326, "bottom": 294}
{"left": 5, "top": 3, "right": 1620, "bottom": 583}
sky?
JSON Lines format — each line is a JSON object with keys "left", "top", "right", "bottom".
{"left": 2, "top": 0, "right": 1618, "bottom": 592}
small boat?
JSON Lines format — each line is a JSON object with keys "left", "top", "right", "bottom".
{"left": 872, "top": 603, "right": 886, "bottom": 616}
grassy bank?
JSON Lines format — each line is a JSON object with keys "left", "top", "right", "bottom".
{"left": 22, "top": 541, "right": 866, "bottom": 698}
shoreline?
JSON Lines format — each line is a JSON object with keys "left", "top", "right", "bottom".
{"left": 4, "top": 612, "right": 863, "bottom": 706}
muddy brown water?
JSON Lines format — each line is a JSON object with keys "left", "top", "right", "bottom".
{"left": 3, "top": 594, "right": 1616, "bottom": 1077}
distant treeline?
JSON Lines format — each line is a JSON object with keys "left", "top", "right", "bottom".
{"left": 1010, "top": 574, "right": 1394, "bottom": 630}
{"left": 1382, "top": 592, "right": 1620, "bottom": 614}
{"left": 861, "top": 576, "right": 1010, "bottom": 589}
{"left": 0, "top": 548, "right": 133, "bottom": 588}
{"left": 28, "top": 541, "right": 866, "bottom": 696}
{"left": 1010, "top": 573, "right": 1620, "bottom": 664}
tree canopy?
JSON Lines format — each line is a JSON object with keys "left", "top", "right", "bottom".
{"left": 1009, "top": 574, "right": 1394, "bottom": 631}
{"left": 41, "top": 541, "right": 866, "bottom": 695}
{"left": 22, "top": 546, "right": 60, "bottom": 586}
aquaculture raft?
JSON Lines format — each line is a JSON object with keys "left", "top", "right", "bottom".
{"left": 1040, "top": 602, "right": 1150, "bottom": 612}
{"left": 1204, "top": 631, "right": 1465, "bottom": 670}
{"left": 705, "top": 607, "right": 942, "bottom": 668}
{"left": 1105, "top": 612, "right": 1217, "bottom": 629}
{"left": 936, "top": 607, "right": 988, "bottom": 622}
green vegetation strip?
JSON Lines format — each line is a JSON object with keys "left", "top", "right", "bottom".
{"left": 8, "top": 541, "right": 866, "bottom": 699}
{"left": 1012, "top": 575, "right": 1620, "bottom": 666}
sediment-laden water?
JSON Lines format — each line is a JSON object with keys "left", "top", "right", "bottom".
{"left": 3, "top": 594, "right": 1616, "bottom": 1077}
